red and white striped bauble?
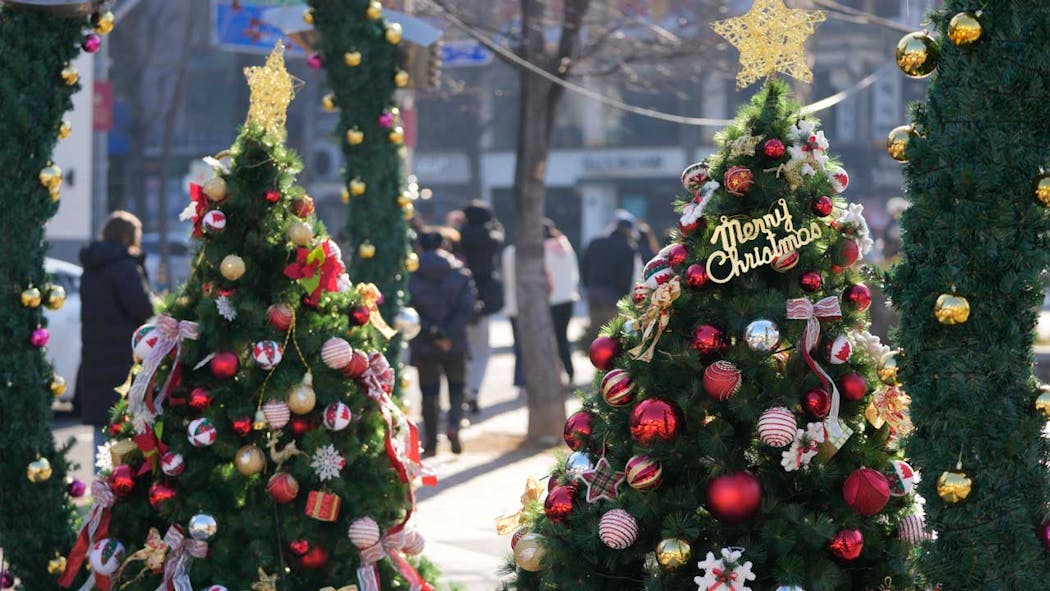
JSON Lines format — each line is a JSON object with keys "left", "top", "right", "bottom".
{"left": 897, "top": 514, "right": 927, "bottom": 544}
{"left": 643, "top": 257, "right": 673, "bottom": 289}
{"left": 323, "top": 401, "right": 352, "bottom": 431}
{"left": 600, "top": 369, "right": 636, "bottom": 407}
{"left": 598, "top": 509, "right": 638, "bottom": 550}
{"left": 826, "top": 334, "right": 852, "bottom": 365}
{"left": 252, "top": 340, "right": 284, "bottom": 370}
{"left": 202, "top": 210, "right": 226, "bottom": 234}
{"left": 828, "top": 165, "right": 850, "bottom": 194}
{"left": 757, "top": 407, "right": 797, "bottom": 448}
{"left": 187, "top": 418, "right": 217, "bottom": 447}
{"left": 510, "top": 527, "right": 527, "bottom": 550}
{"left": 889, "top": 460, "right": 917, "bottom": 496}
{"left": 204, "top": 587, "right": 228, "bottom": 591}
{"left": 160, "top": 452, "right": 185, "bottom": 476}
{"left": 321, "top": 337, "right": 353, "bottom": 370}
{"left": 266, "top": 303, "right": 294, "bottom": 332}
{"left": 703, "top": 361, "right": 742, "bottom": 401}
{"left": 402, "top": 529, "right": 426, "bottom": 556}
{"left": 632, "top": 284, "right": 652, "bottom": 306}
{"left": 342, "top": 349, "right": 370, "bottom": 379}
{"left": 347, "top": 517, "right": 381, "bottom": 549}
{"left": 262, "top": 400, "right": 291, "bottom": 429}
{"left": 771, "top": 249, "right": 800, "bottom": 272}
{"left": 625, "top": 455, "right": 663, "bottom": 491}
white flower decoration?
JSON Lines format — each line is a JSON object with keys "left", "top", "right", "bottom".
{"left": 337, "top": 272, "right": 353, "bottom": 294}
{"left": 835, "top": 202, "right": 874, "bottom": 255}
{"left": 848, "top": 329, "right": 891, "bottom": 363}
{"left": 95, "top": 440, "right": 114, "bottom": 473}
{"left": 781, "top": 422, "right": 826, "bottom": 472}
{"left": 694, "top": 547, "right": 756, "bottom": 591}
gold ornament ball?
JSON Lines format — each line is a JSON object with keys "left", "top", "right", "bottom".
{"left": 350, "top": 178, "right": 367, "bottom": 196}
{"left": 51, "top": 375, "right": 67, "bottom": 398}
{"left": 886, "top": 125, "right": 916, "bottom": 163}
{"left": 203, "top": 177, "right": 228, "bottom": 202}
{"left": 344, "top": 51, "right": 362, "bottom": 67}
{"left": 288, "top": 221, "right": 314, "bottom": 247}
{"left": 220, "top": 255, "right": 246, "bottom": 281}
{"left": 948, "top": 12, "right": 982, "bottom": 47}
{"left": 877, "top": 350, "right": 901, "bottom": 387}
{"left": 386, "top": 23, "right": 403, "bottom": 44}
{"left": 934, "top": 293, "right": 970, "bottom": 325}
{"left": 896, "top": 32, "right": 940, "bottom": 79}
{"left": 40, "top": 164, "right": 63, "bottom": 190}
{"left": 655, "top": 538, "right": 691, "bottom": 570}
{"left": 48, "top": 555, "right": 67, "bottom": 576}
{"left": 302, "top": 8, "right": 314, "bottom": 24}
{"left": 359, "top": 242, "right": 376, "bottom": 260}
{"left": 1035, "top": 387, "right": 1050, "bottom": 419}
{"left": 93, "top": 10, "right": 115, "bottom": 35}
{"left": 513, "top": 533, "right": 547, "bottom": 572}
{"left": 936, "top": 470, "right": 972, "bottom": 504}
{"left": 1035, "top": 171, "right": 1050, "bottom": 207}
{"left": 27, "top": 457, "right": 53, "bottom": 483}
{"left": 366, "top": 0, "right": 382, "bottom": 20}
{"left": 346, "top": 128, "right": 365, "bottom": 145}
{"left": 45, "top": 285, "right": 66, "bottom": 311}
{"left": 394, "top": 70, "right": 410, "bottom": 88}
{"left": 340, "top": 188, "right": 351, "bottom": 204}
{"left": 402, "top": 202, "right": 415, "bottom": 220}
{"left": 406, "top": 252, "right": 420, "bottom": 272}
{"left": 389, "top": 127, "right": 405, "bottom": 145}
{"left": 58, "top": 120, "right": 72, "bottom": 139}
{"left": 49, "top": 188, "right": 61, "bottom": 203}
{"left": 234, "top": 444, "right": 267, "bottom": 476}
{"left": 287, "top": 383, "right": 317, "bottom": 415}
{"left": 21, "top": 287, "right": 42, "bottom": 308}
{"left": 322, "top": 92, "right": 337, "bottom": 112}
{"left": 61, "top": 65, "right": 79, "bottom": 86}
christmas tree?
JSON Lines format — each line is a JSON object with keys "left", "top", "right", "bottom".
{"left": 56, "top": 45, "right": 438, "bottom": 591}
{"left": 0, "top": 4, "right": 112, "bottom": 589}
{"left": 501, "top": 4, "right": 917, "bottom": 590}
{"left": 887, "top": 3, "right": 1050, "bottom": 588}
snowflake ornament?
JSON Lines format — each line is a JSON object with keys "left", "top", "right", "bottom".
{"left": 95, "top": 440, "right": 115, "bottom": 473}
{"left": 215, "top": 295, "right": 237, "bottom": 321}
{"left": 310, "top": 444, "right": 345, "bottom": 482}
{"left": 781, "top": 422, "right": 826, "bottom": 472}
{"left": 694, "top": 547, "right": 756, "bottom": 591}
{"left": 835, "top": 202, "right": 874, "bottom": 255}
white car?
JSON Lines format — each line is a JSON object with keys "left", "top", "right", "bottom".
{"left": 44, "top": 257, "right": 82, "bottom": 403}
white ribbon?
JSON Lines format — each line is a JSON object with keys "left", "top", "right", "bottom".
{"left": 786, "top": 296, "right": 844, "bottom": 438}
{"left": 128, "top": 315, "right": 199, "bottom": 433}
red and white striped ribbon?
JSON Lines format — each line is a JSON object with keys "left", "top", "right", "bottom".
{"left": 786, "top": 296, "right": 843, "bottom": 437}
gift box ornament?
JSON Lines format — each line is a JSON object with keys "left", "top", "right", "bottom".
{"left": 817, "top": 417, "right": 854, "bottom": 462}
{"left": 305, "top": 490, "right": 341, "bottom": 522}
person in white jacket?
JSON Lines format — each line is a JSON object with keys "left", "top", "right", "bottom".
{"left": 544, "top": 219, "right": 579, "bottom": 383}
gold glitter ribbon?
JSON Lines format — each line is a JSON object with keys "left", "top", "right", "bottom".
{"left": 116, "top": 528, "right": 167, "bottom": 580}
{"left": 866, "top": 386, "right": 913, "bottom": 436}
{"left": 628, "top": 276, "right": 682, "bottom": 362}
{"left": 495, "top": 476, "right": 544, "bottom": 535}
{"left": 355, "top": 283, "right": 397, "bottom": 339}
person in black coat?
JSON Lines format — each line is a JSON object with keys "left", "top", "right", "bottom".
{"left": 409, "top": 229, "right": 478, "bottom": 457}
{"left": 581, "top": 212, "right": 639, "bottom": 345}
{"left": 76, "top": 211, "right": 154, "bottom": 449}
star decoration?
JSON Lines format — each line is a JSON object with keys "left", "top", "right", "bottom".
{"left": 244, "top": 42, "right": 296, "bottom": 138}
{"left": 579, "top": 456, "right": 626, "bottom": 503}
{"left": 711, "top": 0, "right": 826, "bottom": 89}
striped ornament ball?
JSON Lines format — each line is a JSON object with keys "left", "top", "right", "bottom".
{"left": 600, "top": 369, "right": 637, "bottom": 407}
{"left": 625, "top": 454, "right": 663, "bottom": 491}
{"left": 757, "top": 406, "right": 797, "bottom": 448}
{"left": 598, "top": 509, "right": 638, "bottom": 549}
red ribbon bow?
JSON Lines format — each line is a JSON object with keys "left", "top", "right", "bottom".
{"left": 157, "top": 525, "right": 207, "bottom": 591}
{"left": 59, "top": 481, "right": 116, "bottom": 590}
{"left": 786, "top": 296, "right": 844, "bottom": 437}
{"left": 707, "top": 569, "right": 738, "bottom": 591}
{"left": 356, "top": 528, "right": 427, "bottom": 591}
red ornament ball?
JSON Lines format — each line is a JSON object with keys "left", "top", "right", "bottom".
{"left": 838, "top": 372, "right": 868, "bottom": 402}
{"left": 703, "top": 361, "right": 742, "bottom": 401}
{"left": 231, "top": 416, "right": 252, "bottom": 437}
{"left": 678, "top": 217, "right": 702, "bottom": 237}
{"left": 342, "top": 349, "right": 371, "bottom": 379}
{"left": 266, "top": 303, "right": 294, "bottom": 331}
{"left": 706, "top": 471, "right": 762, "bottom": 524}
{"left": 544, "top": 485, "right": 576, "bottom": 523}
{"left": 625, "top": 455, "right": 663, "bottom": 491}
{"left": 835, "top": 239, "right": 861, "bottom": 268}
{"left": 843, "top": 467, "right": 891, "bottom": 516}
{"left": 812, "top": 195, "right": 834, "bottom": 217}
{"left": 629, "top": 398, "right": 682, "bottom": 446}
{"left": 844, "top": 284, "right": 872, "bottom": 312}
{"left": 108, "top": 420, "right": 126, "bottom": 437}
{"left": 291, "top": 196, "right": 315, "bottom": 218}
{"left": 684, "top": 264, "right": 709, "bottom": 290}
{"left": 691, "top": 324, "right": 727, "bottom": 359}
{"left": 109, "top": 464, "right": 135, "bottom": 497}
{"left": 349, "top": 305, "right": 371, "bottom": 327}
{"left": 299, "top": 545, "right": 329, "bottom": 569}
{"left": 724, "top": 166, "right": 755, "bottom": 196}
{"left": 210, "top": 352, "right": 239, "bottom": 380}
{"left": 829, "top": 528, "right": 864, "bottom": 561}
{"left": 600, "top": 369, "right": 636, "bottom": 407}
{"left": 264, "top": 190, "right": 281, "bottom": 204}
{"left": 665, "top": 243, "right": 688, "bottom": 267}
{"left": 266, "top": 472, "right": 299, "bottom": 504}
{"left": 563, "top": 410, "right": 593, "bottom": 451}
{"left": 588, "top": 336, "right": 622, "bottom": 371}
{"left": 802, "top": 388, "right": 832, "bottom": 418}
{"left": 763, "top": 138, "right": 786, "bottom": 158}
{"left": 800, "top": 271, "right": 823, "bottom": 292}
{"left": 188, "top": 387, "right": 212, "bottom": 411}
{"left": 148, "top": 481, "right": 176, "bottom": 511}
{"left": 289, "top": 539, "right": 310, "bottom": 556}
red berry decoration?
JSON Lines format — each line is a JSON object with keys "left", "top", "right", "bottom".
{"left": 812, "top": 195, "right": 834, "bottom": 217}
{"left": 802, "top": 388, "right": 831, "bottom": 418}
{"left": 289, "top": 539, "right": 311, "bottom": 556}
{"left": 563, "top": 410, "right": 593, "bottom": 451}
{"left": 264, "top": 190, "right": 281, "bottom": 203}
{"left": 210, "top": 351, "right": 239, "bottom": 380}
{"left": 629, "top": 398, "right": 682, "bottom": 446}
{"left": 110, "top": 464, "right": 136, "bottom": 497}
{"left": 842, "top": 467, "right": 891, "bottom": 516}
{"left": 838, "top": 372, "right": 867, "bottom": 402}
{"left": 289, "top": 416, "right": 313, "bottom": 437}
{"left": 349, "top": 304, "right": 371, "bottom": 327}
{"left": 800, "top": 271, "right": 823, "bottom": 292}
{"left": 299, "top": 545, "right": 329, "bottom": 569}
{"left": 829, "top": 528, "right": 864, "bottom": 561}
{"left": 724, "top": 165, "right": 755, "bottom": 196}
{"left": 706, "top": 471, "right": 762, "bottom": 524}
{"left": 691, "top": 324, "right": 727, "bottom": 359}
{"left": 148, "top": 481, "right": 176, "bottom": 511}
{"left": 188, "top": 387, "right": 213, "bottom": 411}
{"left": 231, "top": 416, "right": 252, "bottom": 437}
{"left": 684, "top": 264, "right": 709, "bottom": 290}
{"left": 703, "top": 361, "right": 742, "bottom": 401}
{"left": 544, "top": 484, "right": 576, "bottom": 523}
{"left": 763, "top": 138, "right": 786, "bottom": 158}
{"left": 844, "top": 284, "right": 872, "bottom": 312}
{"left": 588, "top": 336, "right": 622, "bottom": 371}
{"left": 665, "top": 243, "right": 688, "bottom": 267}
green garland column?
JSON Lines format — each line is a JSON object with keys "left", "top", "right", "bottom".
{"left": 307, "top": 0, "right": 411, "bottom": 382}
{"left": 889, "top": 3, "right": 1050, "bottom": 588}
{"left": 0, "top": 4, "right": 100, "bottom": 589}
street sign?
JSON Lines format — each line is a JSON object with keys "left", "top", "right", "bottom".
{"left": 441, "top": 40, "right": 494, "bottom": 68}
{"left": 211, "top": 0, "right": 306, "bottom": 55}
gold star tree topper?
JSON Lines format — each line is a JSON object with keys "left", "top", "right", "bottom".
{"left": 711, "top": 0, "right": 826, "bottom": 89}
{"left": 244, "top": 42, "right": 296, "bottom": 138}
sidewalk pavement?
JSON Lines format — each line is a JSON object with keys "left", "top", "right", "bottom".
{"left": 53, "top": 316, "right": 593, "bottom": 591}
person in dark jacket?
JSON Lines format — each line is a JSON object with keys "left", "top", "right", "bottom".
{"left": 409, "top": 228, "right": 478, "bottom": 457}
{"left": 76, "top": 211, "right": 154, "bottom": 452}
{"left": 456, "top": 201, "right": 504, "bottom": 414}
{"left": 581, "top": 211, "right": 639, "bottom": 345}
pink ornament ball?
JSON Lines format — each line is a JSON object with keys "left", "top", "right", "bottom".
{"left": 348, "top": 517, "right": 381, "bottom": 549}
{"left": 598, "top": 509, "right": 638, "bottom": 549}
{"left": 322, "top": 401, "right": 352, "bottom": 431}
{"left": 898, "top": 514, "right": 927, "bottom": 544}
{"left": 68, "top": 477, "right": 87, "bottom": 497}
{"left": 30, "top": 327, "right": 49, "bottom": 348}
{"left": 82, "top": 33, "right": 102, "bottom": 53}
{"left": 187, "top": 418, "right": 217, "bottom": 448}
{"left": 160, "top": 452, "right": 185, "bottom": 476}
{"left": 321, "top": 337, "right": 353, "bottom": 370}
{"left": 600, "top": 369, "right": 636, "bottom": 407}
{"left": 703, "top": 360, "right": 742, "bottom": 401}
{"left": 757, "top": 407, "right": 797, "bottom": 448}
{"left": 262, "top": 400, "right": 291, "bottom": 429}
{"left": 307, "top": 53, "right": 323, "bottom": 70}
{"left": 378, "top": 111, "right": 395, "bottom": 128}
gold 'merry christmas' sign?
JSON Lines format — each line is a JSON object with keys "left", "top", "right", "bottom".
{"left": 706, "top": 199, "right": 822, "bottom": 283}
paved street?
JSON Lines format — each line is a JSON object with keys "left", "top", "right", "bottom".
{"left": 54, "top": 316, "right": 593, "bottom": 591}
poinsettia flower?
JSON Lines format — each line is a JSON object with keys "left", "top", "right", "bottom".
{"left": 283, "top": 240, "right": 347, "bottom": 307}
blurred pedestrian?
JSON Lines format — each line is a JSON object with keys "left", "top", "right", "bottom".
{"left": 501, "top": 243, "right": 525, "bottom": 393}
{"left": 457, "top": 201, "right": 504, "bottom": 414}
{"left": 544, "top": 218, "right": 579, "bottom": 384}
{"left": 581, "top": 210, "right": 640, "bottom": 345}
{"left": 76, "top": 211, "right": 155, "bottom": 455}
{"left": 636, "top": 220, "right": 661, "bottom": 263}
{"left": 408, "top": 228, "right": 477, "bottom": 457}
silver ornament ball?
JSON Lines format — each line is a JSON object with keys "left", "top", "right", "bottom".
{"left": 774, "top": 587, "right": 805, "bottom": 591}
{"left": 394, "top": 307, "right": 421, "bottom": 341}
{"left": 621, "top": 319, "right": 638, "bottom": 339}
{"left": 188, "top": 513, "right": 218, "bottom": 541}
{"left": 564, "top": 451, "right": 594, "bottom": 482}
{"left": 745, "top": 319, "right": 780, "bottom": 352}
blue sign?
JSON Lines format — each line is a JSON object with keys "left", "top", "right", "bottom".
{"left": 212, "top": 1, "right": 306, "bottom": 56}
{"left": 441, "top": 40, "right": 494, "bottom": 67}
